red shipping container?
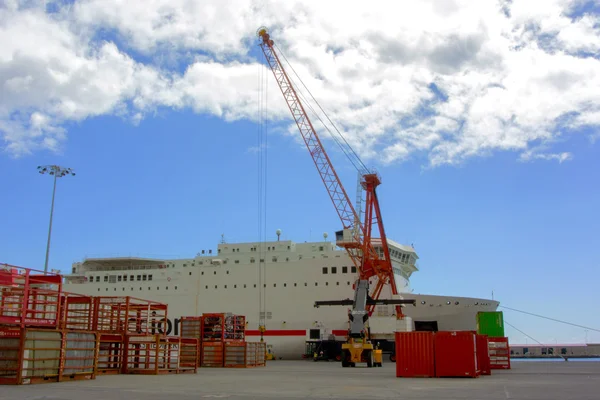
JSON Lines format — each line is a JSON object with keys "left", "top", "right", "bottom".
{"left": 395, "top": 331, "right": 435, "bottom": 378}
{"left": 476, "top": 334, "right": 491, "bottom": 376}
{"left": 435, "top": 331, "right": 479, "bottom": 378}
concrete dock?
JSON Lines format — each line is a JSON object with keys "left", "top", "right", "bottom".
{"left": 2, "top": 360, "right": 598, "bottom": 400}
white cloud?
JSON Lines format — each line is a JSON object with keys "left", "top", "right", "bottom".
{"left": 1, "top": 0, "right": 599, "bottom": 166}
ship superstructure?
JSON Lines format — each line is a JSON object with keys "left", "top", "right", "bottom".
{"left": 64, "top": 236, "right": 498, "bottom": 359}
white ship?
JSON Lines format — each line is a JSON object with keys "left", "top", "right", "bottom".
{"left": 63, "top": 233, "right": 499, "bottom": 359}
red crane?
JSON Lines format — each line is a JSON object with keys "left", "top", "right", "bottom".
{"left": 257, "top": 27, "right": 402, "bottom": 317}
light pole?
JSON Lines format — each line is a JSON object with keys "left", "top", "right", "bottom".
{"left": 38, "top": 165, "right": 76, "bottom": 274}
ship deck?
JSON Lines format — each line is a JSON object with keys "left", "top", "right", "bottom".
{"left": 3, "top": 360, "right": 598, "bottom": 399}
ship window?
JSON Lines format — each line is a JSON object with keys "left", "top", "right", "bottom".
{"left": 286, "top": 257, "right": 289, "bottom": 262}
{"left": 284, "top": 283, "right": 287, "bottom": 287}
{"left": 131, "top": 287, "right": 133, "bottom": 291}
{"left": 130, "top": 276, "right": 134, "bottom": 281}
{"left": 123, "top": 288, "right": 125, "bottom": 291}
{"left": 139, "top": 287, "right": 142, "bottom": 290}
{"left": 90, "top": 276, "right": 94, "bottom": 281}
{"left": 137, "top": 275, "right": 141, "bottom": 281}
{"left": 336, "top": 282, "right": 339, "bottom": 286}
{"left": 227, "top": 271, "right": 229, "bottom": 274}
{"left": 215, "top": 285, "right": 217, "bottom": 289}
{"left": 294, "top": 283, "right": 297, "bottom": 287}
{"left": 183, "top": 264, "right": 187, "bottom": 267}
{"left": 97, "top": 288, "right": 100, "bottom": 292}
{"left": 105, "top": 288, "right": 108, "bottom": 291}
{"left": 288, "top": 246, "right": 290, "bottom": 249}
{"left": 351, "top": 266, "right": 357, "bottom": 273}
{"left": 304, "top": 283, "right": 307, "bottom": 286}
{"left": 214, "top": 271, "right": 216, "bottom": 275}
{"left": 272, "top": 257, "right": 277, "bottom": 262}
{"left": 104, "top": 276, "right": 108, "bottom": 282}
{"left": 114, "top": 288, "right": 117, "bottom": 291}
{"left": 224, "top": 285, "right": 227, "bottom": 289}
{"left": 189, "top": 272, "right": 192, "bottom": 276}
{"left": 260, "top": 259, "right": 265, "bottom": 263}
{"left": 142, "top": 275, "right": 147, "bottom": 281}
{"left": 264, "top": 284, "right": 266, "bottom": 288}
{"left": 166, "top": 287, "right": 169, "bottom": 290}
{"left": 234, "top": 285, "right": 237, "bottom": 288}
{"left": 347, "top": 282, "right": 350, "bottom": 285}
{"left": 201, "top": 271, "right": 204, "bottom": 275}
{"left": 273, "top": 284, "right": 276, "bottom": 287}
{"left": 254, "top": 284, "right": 256, "bottom": 288}
{"left": 205, "top": 286, "right": 208, "bottom": 289}
{"left": 148, "top": 287, "right": 151, "bottom": 290}
{"left": 157, "top": 287, "right": 160, "bottom": 290}
{"left": 175, "top": 286, "right": 178, "bottom": 290}
{"left": 322, "top": 267, "right": 328, "bottom": 274}
{"left": 118, "top": 276, "right": 122, "bottom": 282}
{"left": 96, "top": 276, "right": 100, "bottom": 282}
{"left": 235, "top": 260, "right": 239, "bottom": 264}
{"left": 319, "top": 246, "right": 324, "bottom": 251}
{"left": 315, "top": 282, "right": 318, "bottom": 286}
{"left": 332, "top": 267, "right": 337, "bottom": 274}
{"left": 325, "top": 282, "right": 329, "bottom": 286}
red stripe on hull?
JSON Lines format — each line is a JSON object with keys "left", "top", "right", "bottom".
{"left": 246, "top": 329, "right": 306, "bottom": 336}
{"left": 332, "top": 330, "right": 348, "bottom": 336}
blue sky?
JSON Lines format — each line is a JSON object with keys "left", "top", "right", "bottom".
{"left": 1, "top": 0, "right": 600, "bottom": 345}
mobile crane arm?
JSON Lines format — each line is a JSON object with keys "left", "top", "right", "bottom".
{"left": 257, "top": 27, "right": 401, "bottom": 316}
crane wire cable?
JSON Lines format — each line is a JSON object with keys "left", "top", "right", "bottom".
{"left": 275, "top": 43, "right": 369, "bottom": 174}
{"left": 278, "top": 47, "right": 366, "bottom": 174}
{"left": 256, "top": 60, "right": 264, "bottom": 328}
{"left": 263, "top": 62, "right": 269, "bottom": 325}
{"left": 281, "top": 64, "right": 361, "bottom": 173}
{"left": 504, "top": 320, "right": 544, "bottom": 345}
{"left": 500, "top": 305, "right": 600, "bottom": 333}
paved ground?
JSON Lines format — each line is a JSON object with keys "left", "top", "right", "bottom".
{"left": 2, "top": 360, "right": 599, "bottom": 400}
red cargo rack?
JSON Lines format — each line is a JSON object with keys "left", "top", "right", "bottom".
{"left": 61, "top": 331, "right": 98, "bottom": 381}
{"left": 180, "top": 316, "right": 202, "bottom": 339}
{"left": 223, "top": 342, "right": 267, "bottom": 368}
{"left": 0, "top": 264, "right": 62, "bottom": 328}
{"left": 201, "top": 313, "right": 245, "bottom": 342}
{"left": 124, "top": 335, "right": 190, "bottom": 374}
{"left": 97, "top": 334, "right": 125, "bottom": 375}
{"left": 179, "top": 338, "right": 200, "bottom": 372}
{"left": 59, "top": 292, "right": 94, "bottom": 331}
{"left": 489, "top": 337, "right": 511, "bottom": 369}
{"left": 201, "top": 341, "right": 224, "bottom": 367}
{"left": 224, "top": 342, "right": 246, "bottom": 367}
{"left": 93, "top": 296, "right": 168, "bottom": 335}
{"left": 0, "top": 328, "right": 98, "bottom": 385}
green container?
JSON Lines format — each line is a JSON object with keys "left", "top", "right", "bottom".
{"left": 476, "top": 311, "right": 505, "bottom": 337}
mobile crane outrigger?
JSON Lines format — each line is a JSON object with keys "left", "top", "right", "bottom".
{"left": 257, "top": 27, "right": 416, "bottom": 367}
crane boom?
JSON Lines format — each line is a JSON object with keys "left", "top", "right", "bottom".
{"left": 257, "top": 27, "right": 401, "bottom": 315}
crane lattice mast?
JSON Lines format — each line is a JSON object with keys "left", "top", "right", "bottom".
{"left": 257, "top": 27, "right": 402, "bottom": 315}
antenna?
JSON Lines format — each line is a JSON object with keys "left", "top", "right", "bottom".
{"left": 276, "top": 229, "right": 282, "bottom": 241}
{"left": 220, "top": 234, "right": 227, "bottom": 244}
{"left": 323, "top": 232, "right": 328, "bottom": 242}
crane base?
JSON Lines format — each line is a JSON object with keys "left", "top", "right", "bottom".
{"left": 341, "top": 340, "right": 374, "bottom": 368}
